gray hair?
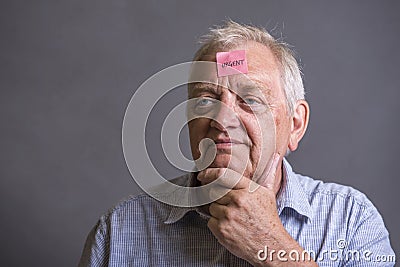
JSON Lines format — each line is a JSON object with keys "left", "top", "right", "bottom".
{"left": 193, "top": 20, "right": 305, "bottom": 115}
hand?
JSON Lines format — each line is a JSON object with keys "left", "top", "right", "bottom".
{"left": 197, "top": 154, "right": 317, "bottom": 266}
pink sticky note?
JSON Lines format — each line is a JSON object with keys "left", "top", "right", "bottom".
{"left": 216, "top": 50, "right": 248, "bottom": 77}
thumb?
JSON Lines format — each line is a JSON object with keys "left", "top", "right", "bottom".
{"left": 248, "top": 152, "right": 281, "bottom": 193}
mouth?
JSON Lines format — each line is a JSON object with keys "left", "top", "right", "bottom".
{"left": 213, "top": 138, "right": 242, "bottom": 149}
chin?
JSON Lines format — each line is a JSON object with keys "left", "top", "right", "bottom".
{"left": 210, "top": 154, "right": 250, "bottom": 175}
{"left": 209, "top": 154, "right": 231, "bottom": 168}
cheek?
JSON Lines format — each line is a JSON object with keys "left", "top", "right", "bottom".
{"left": 188, "top": 119, "right": 209, "bottom": 157}
{"left": 244, "top": 112, "right": 274, "bottom": 145}
{"left": 274, "top": 116, "right": 286, "bottom": 142}
{"left": 242, "top": 117, "right": 263, "bottom": 155}
{"left": 272, "top": 108, "right": 291, "bottom": 149}
{"left": 274, "top": 113, "right": 281, "bottom": 127}
{"left": 245, "top": 111, "right": 277, "bottom": 157}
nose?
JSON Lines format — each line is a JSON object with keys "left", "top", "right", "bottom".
{"left": 210, "top": 99, "right": 241, "bottom": 131}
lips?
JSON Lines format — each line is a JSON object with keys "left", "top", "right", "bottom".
{"left": 214, "top": 138, "right": 241, "bottom": 144}
{"left": 213, "top": 137, "right": 243, "bottom": 149}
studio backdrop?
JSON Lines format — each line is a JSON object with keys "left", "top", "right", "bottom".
{"left": 0, "top": 1, "right": 398, "bottom": 266}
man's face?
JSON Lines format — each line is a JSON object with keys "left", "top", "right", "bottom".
{"left": 188, "top": 41, "right": 291, "bottom": 180}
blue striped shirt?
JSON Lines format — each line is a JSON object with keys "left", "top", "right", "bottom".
{"left": 79, "top": 159, "right": 395, "bottom": 266}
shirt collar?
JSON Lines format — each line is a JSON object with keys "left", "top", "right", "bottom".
{"left": 163, "top": 172, "right": 207, "bottom": 224}
{"left": 277, "top": 158, "right": 313, "bottom": 222}
{"left": 164, "top": 158, "right": 313, "bottom": 224}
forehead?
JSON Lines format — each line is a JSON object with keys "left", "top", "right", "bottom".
{"left": 190, "top": 41, "right": 282, "bottom": 94}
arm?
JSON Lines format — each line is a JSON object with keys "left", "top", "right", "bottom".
{"left": 78, "top": 218, "right": 110, "bottom": 267}
{"left": 198, "top": 156, "right": 318, "bottom": 267}
{"left": 341, "top": 202, "right": 395, "bottom": 267}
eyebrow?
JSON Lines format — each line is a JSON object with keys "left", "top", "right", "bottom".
{"left": 189, "top": 83, "right": 220, "bottom": 97}
{"left": 188, "top": 80, "right": 274, "bottom": 100}
{"left": 235, "top": 80, "right": 272, "bottom": 96}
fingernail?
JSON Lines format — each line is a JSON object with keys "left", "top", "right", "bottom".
{"left": 270, "top": 153, "right": 281, "bottom": 171}
{"left": 197, "top": 172, "right": 203, "bottom": 181}
{"left": 273, "top": 152, "right": 281, "bottom": 164}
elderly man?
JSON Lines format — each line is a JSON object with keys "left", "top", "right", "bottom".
{"left": 79, "top": 21, "right": 394, "bottom": 266}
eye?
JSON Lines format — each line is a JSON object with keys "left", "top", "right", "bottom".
{"left": 243, "top": 98, "right": 260, "bottom": 105}
{"left": 242, "top": 96, "right": 262, "bottom": 106}
{"left": 189, "top": 97, "right": 218, "bottom": 115}
{"left": 196, "top": 97, "right": 215, "bottom": 107}
{"left": 238, "top": 95, "right": 268, "bottom": 113}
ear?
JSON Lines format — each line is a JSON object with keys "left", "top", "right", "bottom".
{"left": 288, "top": 100, "right": 310, "bottom": 152}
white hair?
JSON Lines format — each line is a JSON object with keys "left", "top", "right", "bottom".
{"left": 193, "top": 20, "right": 305, "bottom": 115}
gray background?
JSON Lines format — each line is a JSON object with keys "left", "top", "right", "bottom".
{"left": 0, "top": 1, "right": 398, "bottom": 266}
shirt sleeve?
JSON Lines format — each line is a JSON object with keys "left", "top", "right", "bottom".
{"left": 78, "top": 217, "right": 110, "bottom": 267}
{"left": 342, "top": 201, "right": 396, "bottom": 267}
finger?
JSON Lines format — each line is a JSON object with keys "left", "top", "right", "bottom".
{"left": 207, "top": 217, "right": 218, "bottom": 236}
{"left": 209, "top": 202, "right": 228, "bottom": 219}
{"left": 259, "top": 152, "right": 281, "bottom": 189}
{"left": 197, "top": 168, "right": 226, "bottom": 185}
{"left": 247, "top": 179, "right": 261, "bottom": 193}
{"left": 218, "top": 168, "right": 249, "bottom": 189}
{"left": 209, "top": 185, "right": 231, "bottom": 203}
{"left": 214, "top": 194, "right": 231, "bottom": 205}
{"left": 248, "top": 152, "right": 280, "bottom": 192}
